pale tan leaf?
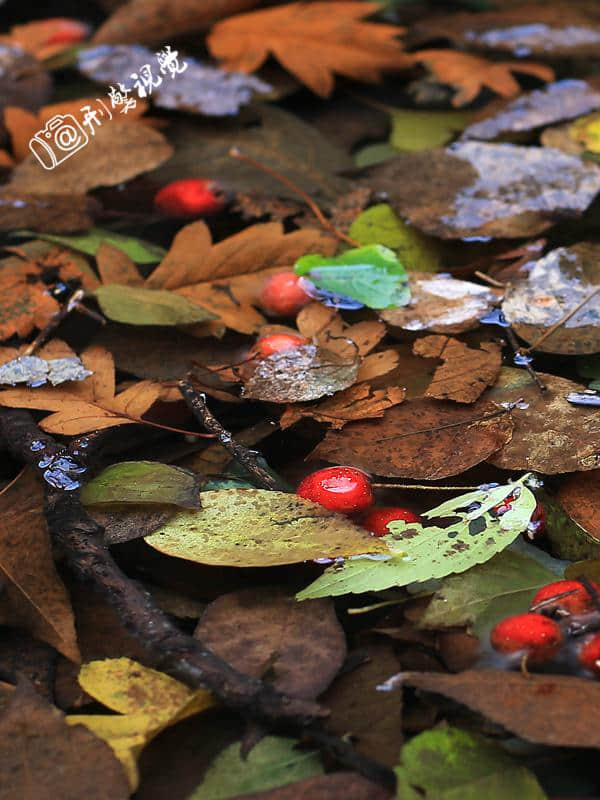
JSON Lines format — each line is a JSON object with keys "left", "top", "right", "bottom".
{"left": 96, "top": 243, "right": 144, "bottom": 288}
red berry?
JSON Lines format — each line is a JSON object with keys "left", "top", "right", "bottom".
{"left": 531, "top": 580, "right": 600, "bottom": 615}
{"left": 154, "top": 179, "right": 225, "bottom": 217}
{"left": 362, "top": 507, "right": 420, "bottom": 537}
{"left": 44, "top": 18, "right": 90, "bottom": 46}
{"left": 259, "top": 272, "right": 312, "bottom": 316}
{"left": 490, "top": 613, "right": 562, "bottom": 663}
{"left": 297, "top": 466, "right": 374, "bottom": 515}
{"left": 579, "top": 633, "right": 600, "bottom": 674}
{"left": 252, "top": 333, "right": 308, "bottom": 358}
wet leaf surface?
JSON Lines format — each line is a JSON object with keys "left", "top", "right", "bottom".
{"left": 502, "top": 243, "right": 600, "bottom": 354}
{"left": 280, "top": 383, "right": 405, "bottom": 430}
{"left": 0, "top": 353, "right": 91, "bottom": 387}
{"left": 145, "top": 489, "right": 387, "bottom": 567}
{"left": 0, "top": 44, "right": 52, "bottom": 113}
{"left": 81, "top": 461, "right": 201, "bottom": 509}
{"left": 486, "top": 368, "right": 600, "bottom": 473}
{"left": 365, "top": 142, "right": 600, "bottom": 239}
{"left": 312, "top": 397, "right": 513, "bottom": 479}
{"left": 195, "top": 587, "right": 346, "bottom": 699}
{"left": 0, "top": 189, "right": 97, "bottom": 233}
{"left": 557, "top": 470, "right": 600, "bottom": 544}
{"left": 239, "top": 772, "right": 392, "bottom": 800}
{"left": 95, "top": 284, "right": 216, "bottom": 326}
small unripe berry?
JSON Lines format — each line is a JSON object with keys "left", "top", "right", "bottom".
{"left": 531, "top": 580, "right": 600, "bottom": 615}
{"left": 252, "top": 333, "right": 308, "bottom": 358}
{"left": 490, "top": 613, "right": 562, "bottom": 663}
{"left": 259, "top": 272, "right": 312, "bottom": 316}
{"left": 579, "top": 633, "right": 600, "bottom": 674}
{"left": 362, "top": 506, "right": 420, "bottom": 537}
{"left": 154, "top": 179, "right": 225, "bottom": 217}
{"left": 297, "top": 466, "right": 374, "bottom": 515}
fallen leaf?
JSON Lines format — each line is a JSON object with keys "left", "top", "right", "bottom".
{"left": 67, "top": 658, "right": 214, "bottom": 789}
{"left": 9, "top": 121, "right": 173, "bottom": 195}
{"left": 0, "top": 18, "right": 90, "bottom": 61}
{"left": 0, "top": 468, "right": 79, "bottom": 662}
{"left": 241, "top": 344, "right": 359, "bottom": 403}
{"left": 418, "top": 549, "right": 558, "bottom": 635}
{"left": 414, "top": 49, "right": 553, "bottom": 106}
{"left": 312, "top": 396, "right": 513, "bottom": 479}
{"left": 188, "top": 736, "right": 323, "bottom": 800}
{"left": 195, "top": 587, "right": 346, "bottom": 699}
{"left": 95, "top": 284, "right": 217, "bottom": 326}
{"left": 32, "top": 228, "right": 166, "bottom": 263}
{"left": 462, "top": 79, "right": 600, "bottom": 142}
{"left": 557, "top": 471, "right": 600, "bottom": 546}
{"left": 413, "top": 335, "right": 502, "bottom": 403}
{"left": 390, "top": 108, "right": 473, "bottom": 150}
{"left": 296, "top": 303, "right": 387, "bottom": 360}
{"left": 365, "top": 143, "right": 600, "bottom": 239}
{"left": 280, "top": 383, "right": 405, "bottom": 429}
{"left": 502, "top": 243, "right": 600, "bottom": 354}
{"left": 323, "top": 641, "right": 402, "bottom": 767}
{"left": 402, "top": 670, "right": 600, "bottom": 749}
{"left": 0, "top": 680, "right": 130, "bottom": 800}
{"left": 0, "top": 345, "right": 165, "bottom": 435}
{"left": 238, "top": 772, "right": 392, "bottom": 800}
{"left": 394, "top": 726, "right": 547, "bottom": 800}
{"left": 81, "top": 461, "right": 201, "bottom": 509}
{"left": 208, "top": 2, "right": 411, "bottom": 98}
{"left": 348, "top": 203, "right": 442, "bottom": 273}
{"left": 95, "top": 242, "right": 143, "bottom": 287}
{"left": 145, "top": 489, "right": 388, "bottom": 567}
{"left": 0, "top": 44, "right": 53, "bottom": 113}
{"left": 536, "top": 489, "right": 600, "bottom": 561}
{"left": 485, "top": 368, "right": 600, "bottom": 473}
{"left": 357, "top": 350, "right": 400, "bottom": 382}
{"left": 0, "top": 354, "right": 91, "bottom": 387}
{"left": 78, "top": 44, "right": 271, "bottom": 116}
{"left": 0, "top": 189, "right": 97, "bottom": 233}
{"left": 380, "top": 273, "right": 499, "bottom": 334}
{"left": 93, "top": 0, "right": 263, "bottom": 45}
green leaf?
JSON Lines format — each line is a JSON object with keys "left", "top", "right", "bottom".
{"left": 297, "top": 478, "right": 536, "bottom": 599}
{"left": 188, "top": 736, "right": 323, "bottom": 800}
{"left": 418, "top": 550, "right": 557, "bottom": 637}
{"left": 390, "top": 109, "right": 473, "bottom": 152}
{"left": 395, "top": 727, "right": 547, "bottom": 800}
{"left": 19, "top": 228, "right": 166, "bottom": 263}
{"left": 294, "top": 244, "right": 410, "bottom": 309}
{"left": 353, "top": 141, "right": 399, "bottom": 168}
{"left": 94, "top": 284, "right": 216, "bottom": 326}
{"left": 81, "top": 461, "right": 201, "bottom": 509}
{"left": 145, "top": 489, "right": 387, "bottom": 567}
{"left": 349, "top": 204, "right": 441, "bottom": 273}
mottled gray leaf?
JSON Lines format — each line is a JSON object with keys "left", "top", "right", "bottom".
{"left": 0, "top": 44, "right": 52, "bottom": 113}
{"left": 78, "top": 45, "right": 271, "bottom": 116}
{"left": 0, "top": 356, "right": 92, "bottom": 387}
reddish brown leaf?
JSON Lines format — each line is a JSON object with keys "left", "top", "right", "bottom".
{"left": 241, "top": 772, "right": 392, "bottom": 800}
{"left": 280, "top": 383, "right": 405, "bottom": 430}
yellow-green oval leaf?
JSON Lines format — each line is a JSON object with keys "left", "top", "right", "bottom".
{"left": 95, "top": 284, "right": 216, "bottom": 326}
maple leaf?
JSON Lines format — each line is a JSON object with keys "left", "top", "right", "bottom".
{"left": 207, "top": 1, "right": 412, "bottom": 98}
{"left": 414, "top": 50, "right": 554, "bottom": 106}
{"left": 0, "top": 346, "right": 165, "bottom": 435}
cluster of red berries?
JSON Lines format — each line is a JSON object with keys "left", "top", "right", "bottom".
{"left": 296, "top": 466, "right": 419, "bottom": 536}
{"left": 490, "top": 580, "right": 600, "bottom": 675}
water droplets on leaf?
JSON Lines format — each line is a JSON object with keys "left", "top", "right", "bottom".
{"left": 480, "top": 308, "right": 510, "bottom": 327}
{"left": 0, "top": 355, "right": 92, "bottom": 387}
{"left": 566, "top": 390, "right": 600, "bottom": 407}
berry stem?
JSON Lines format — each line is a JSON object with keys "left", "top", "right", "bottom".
{"left": 229, "top": 147, "right": 361, "bottom": 249}
{"left": 371, "top": 482, "right": 480, "bottom": 490}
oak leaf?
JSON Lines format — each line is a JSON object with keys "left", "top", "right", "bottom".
{"left": 280, "top": 383, "right": 405, "bottom": 429}
{"left": 208, "top": 2, "right": 412, "bottom": 98}
{"left": 413, "top": 335, "right": 502, "bottom": 403}
{"left": 414, "top": 50, "right": 554, "bottom": 106}
{"left": 0, "top": 346, "right": 165, "bottom": 435}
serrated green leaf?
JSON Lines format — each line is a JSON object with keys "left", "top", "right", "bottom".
{"left": 390, "top": 109, "right": 473, "bottom": 152}
{"left": 418, "top": 550, "right": 557, "bottom": 635}
{"left": 187, "top": 736, "right": 323, "bottom": 800}
{"left": 81, "top": 461, "right": 201, "bottom": 509}
{"left": 348, "top": 204, "right": 441, "bottom": 273}
{"left": 95, "top": 284, "right": 216, "bottom": 326}
{"left": 294, "top": 244, "right": 409, "bottom": 309}
{"left": 18, "top": 228, "right": 166, "bottom": 263}
{"left": 297, "top": 480, "right": 536, "bottom": 599}
{"left": 395, "top": 727, "right": 547, "bottom": 800}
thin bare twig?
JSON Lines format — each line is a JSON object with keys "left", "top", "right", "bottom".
{"left": 372, "top": 482, "right": 480, "bottom": 490}
{"left": 522, "top": 287, "right": 600, "bottom": 354}
{"left": 504, "top": 326, "right": 546, "bottom": 393}
{"left": 23, "top": 289, "right": 88, "bottom": 356}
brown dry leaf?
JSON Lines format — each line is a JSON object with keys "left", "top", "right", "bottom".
{"left": 402, "top": 670, "right": 600, "bottom": 749}
{"left": 195, "top": 587, "right": 346, "bottom": 700}
{"left": 0, "top": 19, "right": 90, "bottom": 61}
{"left": 0, "top": 188, "right": 97, "bottom": 234}
{"left": 0, "top": 346, "right": 165, "bottom": 435}
{"left": 0, "top": 469, "right": 79, "bottom": 662}
{"left": 208, "top": 2, "right": 412, "bottom": 98}
{"left": 93, "top": 0, "right": 263, "bottom": 45}
{"left": 414, "top": 50, "right": 554, "bottom": 106}
{"left": 413, "top": 335, "right": 502, "bottom": 403}
{"left": 0, "top": 680, "right": 130, "bottom": 800}
{"left": 9, "top": 121, "right": 172, "bottom": 195}
{"left": 558, "top": 471, "right": 600, "bottom": 542}
{"left": 357, "top": 350, "right": 400, "bottom": 382}
{"left": 96, "top": 243, "right": 143, "bottom": 287}
{"left": 146, "top": 222, "right": 336, "bottom": 334}
{"left": 241, "top": 344, "right": 359, "bottom": 403}
{"left": 312, "top": 397, "right": 513, "bottom": 479}
{"left": 381, "top": 273, "right": 500, "bottom": 334}
{"left": 297, "top": 303, "right": 386, "bottom": 359}
{"left": 3, "top": 106, "right": 39, "bottom": 161}
{"left": 0, "top": 256, "right": 59, "bottom": 341}
{"left": 486, "top": 368, "right": 600, "bottom": 473}
{"left": 240, "top": 772, "right": 392, "bottom": 800}
{"left": 280, "top": 383, "right": 405, "bottom": 429}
